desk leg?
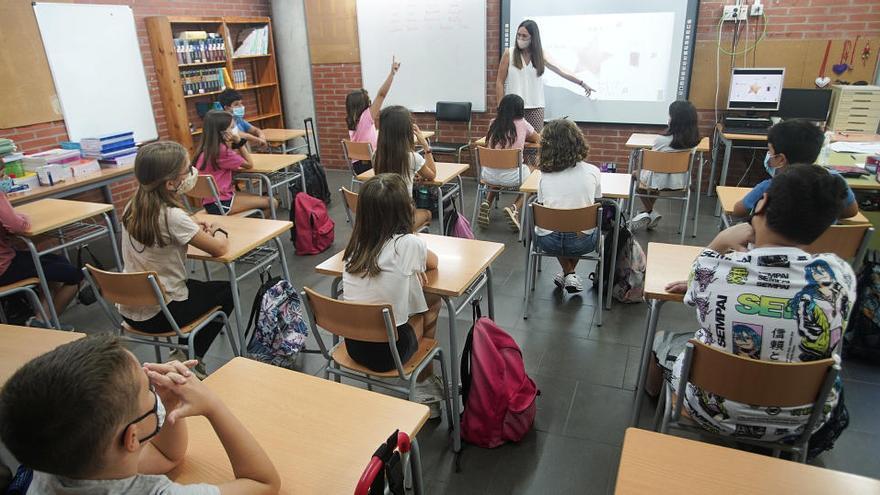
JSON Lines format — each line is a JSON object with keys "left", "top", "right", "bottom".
{"left": 261, "top": 175, "right": 277, "bottom": 220}
{"left": 442, "top": 295, "right": 462, "bottom": 452}
{"left": 486, "top": 266, "right": 495, "bottom": 319}
{"left": 100, "top": 184, "right": 120, "bottom": 231}
{"left": 273, "top": 237, "right": 291, "bottom": 281}
{"left": 630, "top": 299, "right": 665, "bottom": 427}
{"left": 605, "top": 200, "right": 622, "bottom": 310}
{"left": 224, "top": 262, "right": 246, "bottom": 356}
{"left": 102, "top": 212, "right": 122, "bottom": 271}
{"left": 714, "top": 139, "right": 732, "bottom": 216}
{"left": 434, "top": 185, "right": 445, "bottom": 236}
{"left": 410, "top": 438, "right": 425, "bottom": 495}
{"left": 693, "top": 153, "right": 704, "bottom": 238}
{"left": 708, "top": 132, "right": 721, "bottom": 198}
{"left": 20, "top": 238, "right": 61, "bottom": 329}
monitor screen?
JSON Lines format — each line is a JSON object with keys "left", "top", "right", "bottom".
{"left": 727, "top": 68, "right": 785, "bottom": 111}
{"left": 777, "top": 88, "right": 833, "bottom": 121}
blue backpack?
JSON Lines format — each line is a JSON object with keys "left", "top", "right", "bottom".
{"left": 246, "top": 277, "right": 309, "bottom": 369}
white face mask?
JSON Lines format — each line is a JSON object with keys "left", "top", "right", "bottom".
{"left": 176, "top": 167, "right": 198, "bottom": 194}
{"left": 155, "top": 393, "right": 166, "bottom": 429}
{"left": 516, "top": 38, "right": 530, "bottom": 50}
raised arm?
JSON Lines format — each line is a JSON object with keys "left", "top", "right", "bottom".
{"left": 495, "top": 50, "right": 510, "bottom": 103}
{"left": 544, "top": 53, "right": 595, "bottom": 95}
{"left": 413, "top": 124, "right": 436, "bottom": 180}
{"left": 370, "top": 57, "right": 401, "bottom": 123}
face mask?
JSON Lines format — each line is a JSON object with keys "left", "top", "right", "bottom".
{"left": 155, "top": 393, "right": 166, "bottom": 430}
{"left": 232, "top": 106, "right": 245, "bottom": 118}
{"left": 763, "top": 152, "right": 777, "bottom": 177}
{"left": 516, "top": 38, "right": 530, "bottom": 50}
{"left": 126, "top": 389, "right": 166, "bottom": 445}
{"left": 176, "top": 167, "right": 198, "bottom": 194}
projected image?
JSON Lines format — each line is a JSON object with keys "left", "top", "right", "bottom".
{"left": 533, "top": 12, "right": 676, "bottom": 102}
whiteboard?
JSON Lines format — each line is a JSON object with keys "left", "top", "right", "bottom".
{"left": 356, "top": 0, "right": 486, "bottom": 113}
{"left": 33, "top": 3, "right": 158, "bottom": 143}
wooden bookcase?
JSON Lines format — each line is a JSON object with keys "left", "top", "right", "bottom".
{"left": 146, "top": 16, "right": 284, "bottom": 152}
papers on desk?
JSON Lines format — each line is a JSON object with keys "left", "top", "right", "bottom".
{"left": 830, "top": 141, "right": 880, "bottom": 154}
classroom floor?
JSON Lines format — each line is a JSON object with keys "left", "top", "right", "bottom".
{"left": 64, "top": 169, "right": 880, "bottom": 493}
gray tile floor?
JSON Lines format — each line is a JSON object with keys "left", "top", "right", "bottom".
{"left": 63, "top": 169, "right": 880, "bottom": 493}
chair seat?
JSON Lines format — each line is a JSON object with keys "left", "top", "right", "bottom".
{"left": 234, "top": 208, "right": 264, "bottom": 219}
{"left": 478, "top": 180, "right": 522, "bottom": 190}
{"left": 122, "top": 305, "right": 224, "bottom": 337}
{"left": 431, "top": 141, "right": 469, "bottom": 153}
{"left": 0, "top": 277, "right": 41, "bottom": 293}
{"left": 332, "top": 337, "right": 439, "bottom": 377}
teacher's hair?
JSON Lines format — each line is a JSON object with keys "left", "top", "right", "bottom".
{"left": 539, "top": 119, "right": 589, "bottom": 173}
{"left": 513, "top": 20, "right": 545, "bottom": 76}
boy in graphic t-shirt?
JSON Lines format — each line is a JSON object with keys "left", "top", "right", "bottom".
{"left": 664, "top": 164, "right": 856, "bottom": 442}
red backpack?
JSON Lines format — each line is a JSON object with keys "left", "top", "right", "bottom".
{"left": 293, "top": 192, "right": 334, "bottom": 255}
{"left": 460, "top": 302, "right": 538, "bottom": 448}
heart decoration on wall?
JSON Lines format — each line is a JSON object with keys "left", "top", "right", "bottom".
{"left": 815, "top": 76, "right": 831, "bottom": 88}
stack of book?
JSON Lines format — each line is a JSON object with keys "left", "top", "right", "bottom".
{"left": 0, "top": 139, "right": 23, "bottom": 176}
{"left": 180, "top": 67, "right": 228, "bottom": 95}
{"left": 22, "top": 148, "right": 82, "bottom": 186}
{"left": 81, "top": 132, "right": 138, "bottom": 168}
{"left": 233, "top": 26, "right": 269, "bottom": 57}
{"left": 174, "top": 31, "right": 226, "bottom": 65}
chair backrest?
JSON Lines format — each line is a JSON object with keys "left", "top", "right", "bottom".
{"left": 531, "top": 203, "right": 600, "bottom": 233}
{"left": 435, "top": 101, "right": 472, "bottom": 123}
{"left": 806, "top": 224, "right": 872, "bottom": 261}
{"left": 185, "top": 175, "right": 222, "bottom": 204}
{"left": 476, "top": 146, "right": 521, "bottom": 170}
{"left": 301, "top": 287, "right": 395, "bottom": 343}
{"left": 684, "top": 339, "right": 835, "bottom": 407}
{"left": 641, "top": 150, "right": 692, "bottom": 174}
{"left": 83, "top": 264, "right": 166, "bottom": 307}
{"left": 341, "top": 187, "right": 359, "bottom": 215}
{"left": 342, "top": 139, "right": 373, "bottom": 162}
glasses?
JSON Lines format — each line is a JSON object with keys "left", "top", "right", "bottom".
{"left": 122, "top": 384, "right": 161, "bottom": 444}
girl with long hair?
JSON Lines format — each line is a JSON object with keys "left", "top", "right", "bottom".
{"left": 345, "top": 57, "right": 400, "bottom": 173}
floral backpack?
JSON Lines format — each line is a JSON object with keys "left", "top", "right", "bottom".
{"left": 246, "top": 277, "right": 309, "bottom": 368}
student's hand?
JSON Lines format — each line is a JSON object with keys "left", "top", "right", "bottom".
{"left": 144, "top": 360, "right": 198, "bottom": 410}
{"left": 149, "top": 373, "right": 224, "bottom": 425}
{"left": 256, "top": 137, "right": 268, "bottom": 148}
{"left": 390, "top": 56, "right": 400, "bottom": 75}
{"left": 413, "top": 123, "right": 427, "bottom": 146}
{"left": 709, "top": 222, "right": 755, "bottom": 253}
{"left": 197, "top": 220, "right": 217, "bottom": 233}
{"left": 222, "top": 130, "right": 236, "bottom": 144}
{"left": 665, "top": 280, "right": 688, "bottom": 294}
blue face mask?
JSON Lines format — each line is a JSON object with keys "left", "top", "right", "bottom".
{"left": 232, "top": 106, "right": 245, "bottom": 118}
{"left": 763, "top": 152, "right": 777, "bottom": 177}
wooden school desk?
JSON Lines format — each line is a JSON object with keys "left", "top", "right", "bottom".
{"left": 716, "top": 185, "right": 872, "bottom": 228}
{"left": 0, "top": 325, "right": 84, "bottom": 385}
{"left": 315, "top": 233, "right": 504, "bottom": 453}
{"left": 626, "top": 134, "right": 712, "bottom": 238}
{"left": 187, "top": 213, "right": 292, "bottom": 353}
{"left": 629, "top": 242, "right": 705, "bottom": 426}
{"left": 615, "top": 428, "right": 880, "bottom": 495}
{"left": 7, "top": 164, "right": 134, "bottom": 228}
{"left": 262, "top": 128, "right": 306, "bottom": 155}
{"left": 170, "top": 358, "right": 431, "bottom": 495}
{"left": 236, "top": 153, "right": 306, "bottom": 218}
{"left": 357, "top": 162, "right": 469, "bottom": 236}
{"left": 520, "top": 170, "right": 631, "bottom": 310}
{"left": 472, "top": 136, "right": 541, "bottom": 149}
{"left": 15, "top": 199, "right": 122, "bottom": 329}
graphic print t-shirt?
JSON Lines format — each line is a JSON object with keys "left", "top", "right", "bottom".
{"left": 673, "top": 247, "right": 856, "bottom": 441}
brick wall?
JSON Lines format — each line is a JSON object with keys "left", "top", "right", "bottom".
{"left": 0, "top": 0, "right": 271, "bottom": 210}
{"left": 311, "top": 0, "right": 873, "bottom": 189}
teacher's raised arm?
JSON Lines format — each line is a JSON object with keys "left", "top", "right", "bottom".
{"left": 495, "top": 19, "right": 594, "bottom": 132}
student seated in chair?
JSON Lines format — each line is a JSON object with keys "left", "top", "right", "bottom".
{"left": 663, "top": 164, "right": 856, "bottom": 443}
{"left": 217, "top": 89, "right": 267, "bottom": 148}
{"left": 0, "top": 334, "right": 281, "bottom": 494}
{"left": 732, "top": 118, "right": 859, "bottom": 220}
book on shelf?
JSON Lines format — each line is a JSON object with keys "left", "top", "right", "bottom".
{"left": 233, "top": 26, "right": 269, "bottom": 57}
{"left": 180, "top": 68, "right": 227, "bottom": 95}
{"left": 174, "top": 33, "right": 226, "bottom": 65}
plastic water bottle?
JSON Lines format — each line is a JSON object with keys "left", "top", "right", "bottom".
{"left": 818, "top": 131, "right": 832, "bottom": 165}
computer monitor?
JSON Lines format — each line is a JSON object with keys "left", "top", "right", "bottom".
{"left": 777, "top": 88, "right": 833, "bottom": 121}
{"left": 727, "top": 68, "right": 785, "bottom": 112}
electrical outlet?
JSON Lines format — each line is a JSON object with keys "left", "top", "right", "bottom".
{"left": 722, "top": 5, "right": 748, "bottom": 21}
{"left": 750, "top": 3, "right": 764, "bottom": 16}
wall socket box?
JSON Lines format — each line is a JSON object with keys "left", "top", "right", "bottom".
{"left": 722, "top": 5, "right": 749, "bottom": 21}
{"left": 750, "top": 3, "right": 764, "bottom": 16}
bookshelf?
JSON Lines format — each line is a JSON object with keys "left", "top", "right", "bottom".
{"left": 145, "top": 16, "right": 283, "bottom": 152}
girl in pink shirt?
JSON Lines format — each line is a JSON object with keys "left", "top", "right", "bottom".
{"left": 345, "top": 57, "right": 400, "bottom": 174}
{"left": 479, "top": 94, "right": 540, "bottom": 232}
{"left": 0, "top": 190, "right": 81, "bottom": 322}
{"left": 193, "top": 110, "right": 277, "bottom": 217}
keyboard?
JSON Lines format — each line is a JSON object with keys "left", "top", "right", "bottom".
{"left": 723, "top": 127, "right": 769, "bottom": 136}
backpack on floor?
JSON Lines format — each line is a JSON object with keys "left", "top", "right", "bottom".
{"left": 591, "top": 200, "right": 645, "bottom": 303}
{"left": 844, "top": 250, "right": 880, "bottom": 360}
{"left": 444, "top": 206, "right": 474, "bottom": 239}
{"left": 292, "top": 191, "right": 335, "bottom": 255}
{"left": 460, "top": 301, "right": 538, "bottom": 448}
{"left": 246, "top": 276, "right": 309, "bottom": 368}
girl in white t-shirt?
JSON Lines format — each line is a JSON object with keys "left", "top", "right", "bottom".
{"left": 119, "top": 141, "right": 233, "bottom": 378}
{"left": 631, "top": 101, "right": 701, "bottom": 231}
{"left": 343, "top": 173, "right": 445, "bottom": 416}
{"left": 479, "top": 94, "right": 540, "bottom": 232}
{"left": 373, "top": 105, "right": 437, "bottom": 228}
{"left": 535, "top": 119, "right": 602, "bottom": 293}
{"left": 345, "top": 57, "right": 400, "bottom": 174}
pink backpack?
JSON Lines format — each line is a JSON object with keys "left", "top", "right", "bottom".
{"left": 460, "top": 303, "right": 538, "bottom": 448}
{"left": 293, "top": 192, "right": 335, "bottom": 255}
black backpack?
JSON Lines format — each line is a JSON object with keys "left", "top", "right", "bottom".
{"left": 289, "top": 117, "right": 331, "bottom": 204}
{"left": 843, "top": 251, "right": 880, "bottom": 360}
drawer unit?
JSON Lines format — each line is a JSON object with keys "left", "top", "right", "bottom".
{"left": 829, "top": 85, "right": 880, "bottom": 133}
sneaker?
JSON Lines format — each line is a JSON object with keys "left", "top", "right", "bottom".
{"left": 504, "top": 205, "right": 520, "bottom": 232}
{"left": 647, "top": 211, "right": 663, "bottom": 230}
{"left": 630, "top": 212, "right": 651, "bottom": 232}
{"left": 477, "top": 201, "right": 491, "bottom": 227}
{"left": 564, "top": 273, "right": 584, "bottom": 294}
{"left": 414, "top": 375, "right": 446, "bottom": 404}
{"left": 553, "top": 272, "right": 565, "bottom": 289}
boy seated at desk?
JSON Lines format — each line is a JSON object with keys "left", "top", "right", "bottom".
{"left": 732, "top": 118, "right": 859, "bottom": 219}
{"left": 662, "top": 164, "right": 855, "bottom": 449}
{"left": 216, "top": 89, "right": 268, "bottom": 148}
{"left": 0, "top": 335, "right": 281, "bottom": 495}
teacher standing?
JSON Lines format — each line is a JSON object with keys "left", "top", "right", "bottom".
{"left": 495, "top": 19, "right": 595, "bottom": 132}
